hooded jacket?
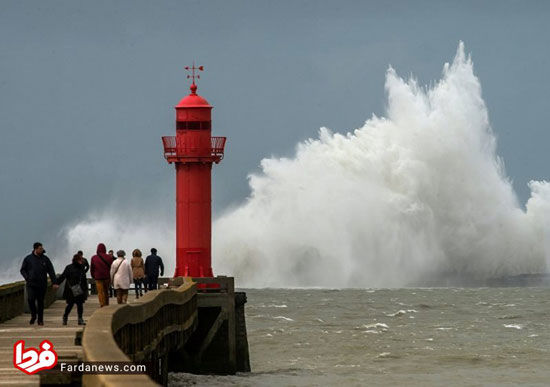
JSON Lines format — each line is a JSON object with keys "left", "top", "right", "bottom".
{"left": 90, "top": 243, "right": 113, "bottom": 280}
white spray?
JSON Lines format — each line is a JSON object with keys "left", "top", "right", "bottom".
{"left": 213, "top": 42, "right": 550, "bottom": 287}
{"left": 48, "top": 43, "right": 550, "bottom": 288}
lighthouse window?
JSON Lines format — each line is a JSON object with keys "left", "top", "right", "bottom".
{"left": 177, "top": 121, "right": 211, "bottom": 130}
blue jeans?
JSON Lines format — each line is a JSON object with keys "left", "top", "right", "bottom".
{"left": 134, "top": 278, "right": 144, "bottom": 296}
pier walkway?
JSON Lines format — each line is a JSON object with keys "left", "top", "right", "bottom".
{"left": 0, "top": 276, "right": 248, "bottom": 386}
{"left": 0, "top": 297, "right": 101, "bottom": 386}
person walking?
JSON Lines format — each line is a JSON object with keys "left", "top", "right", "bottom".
{"left": 77, "top": 250, "right": 90, "bottom": 273}
{"left": 55, "top": 254, "right": 88, "bottom": 325}
{"left": 20, "top": 242, "right": 59, "bottom": 325}
{"left": 131, "top": 249, "right": 145, "bottom": 298}
{"left": 111, "top": 250, "right": 133, "bottom": 304}
{"left": 90, "top": 243, "right": 113, "bottom": 307}
{"left": 145, "top": 248, "right": 164, "bottom": 290}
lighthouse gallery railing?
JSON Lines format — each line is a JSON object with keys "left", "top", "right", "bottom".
{"left": 162, "top": 136, "right": 226, "bottom": 160}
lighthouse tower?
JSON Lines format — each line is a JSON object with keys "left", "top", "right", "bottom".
{"left": 162, "top": 65, "right": 226, "bottom": 277}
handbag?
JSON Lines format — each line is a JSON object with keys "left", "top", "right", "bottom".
{"left": 65, "top": 266, "right": 85, "bottom": 297}
{"left": 70, "top": 283, "right": 83, "bottom": 297}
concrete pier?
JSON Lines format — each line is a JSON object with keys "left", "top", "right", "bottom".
{"left": 0, "top": 276, "right": 250, "bottom": 386}
{"left": 169, "top": 277, "right": 250, "bottom": 375}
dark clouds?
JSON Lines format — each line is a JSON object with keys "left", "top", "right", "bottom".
{"left": 1, "top": 0, "right": 549, "bottom": 265}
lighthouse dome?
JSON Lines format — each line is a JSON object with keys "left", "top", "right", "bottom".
{"left": 176, "top": 84, "right": 211, "bottom": 108}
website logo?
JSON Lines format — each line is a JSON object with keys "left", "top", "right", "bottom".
{"left": 13, "top": 340, "right": 58, "bottom": 375}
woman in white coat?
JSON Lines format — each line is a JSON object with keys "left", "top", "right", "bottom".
{"left": 110, "top": 250, "right": 133, "bottom": 304}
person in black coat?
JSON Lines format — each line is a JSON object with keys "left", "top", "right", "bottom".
{"left": 77, "top": 250, "right": 89, "bottom": 273}
{"left": 55, "top": 254, "right": 88, "bottom": 325}
{"left": 20, "top": 242, "right": 59, "bottom": 325}
{"left": 145, "top": 248, "right": 164, "bottom": 290}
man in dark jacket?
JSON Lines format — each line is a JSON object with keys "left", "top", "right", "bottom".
{"left": 145, "top": 248, "right": 164, "bottom": 290}
{"left": 20, "top": 242, "right": 58, "bottom": 325}
{"left": 90, "top": 243, "right": 113, "bottom": 307}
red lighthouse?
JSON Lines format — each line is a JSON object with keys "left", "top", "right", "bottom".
{"left": 162, "top": 65, "right": 226, "bottom": 278}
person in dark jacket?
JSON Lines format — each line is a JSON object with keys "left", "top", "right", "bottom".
{"left": 145, "top": 248, "right": 164, "bottom": 290}
{"left": 20, "top": 242, "right": 59, "bottom": 325}
{"left": 77, "top": 250, "right": 89, "bottom": 273}
{"left": 56, "top": 254, "right": 88, "bottom": 325}
{"left": 90, "top": 243, "right": 113, "bottom": 307}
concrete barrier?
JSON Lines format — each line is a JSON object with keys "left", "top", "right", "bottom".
{"left": 0, "top": 278, "right": 58, "bottom": 320}
{"left": 0, "top": 281, "right": 25, "bottom": 323}
{"left": 82, "top": 277, "right": 197, "bottom": 386}
{"left": 172, "top": 276, "right": 250, "bottom": 375}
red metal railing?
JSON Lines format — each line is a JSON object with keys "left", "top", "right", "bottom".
{"left": 162, "top": 136, "right": 178, "bottom": 156}
{"left": 211, "top": 136, "right": 226, "bottom": 157}
{"left": 161, "top": 136, "right": 226, "bottom": 161}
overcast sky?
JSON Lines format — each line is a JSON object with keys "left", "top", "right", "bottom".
{"left": 1, "top": 0, "right": 549, "bottom": 267}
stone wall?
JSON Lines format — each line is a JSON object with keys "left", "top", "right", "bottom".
{"left": 0, "top": 281, "right": 25, "bottom": 323}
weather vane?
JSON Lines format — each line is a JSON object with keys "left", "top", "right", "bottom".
{"left": 184, "top": 62, "right": 204, "bottom": 93}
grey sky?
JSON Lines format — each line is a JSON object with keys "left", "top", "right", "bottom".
{"left": 1, "top": 0, "right": 549, "bottom": 266}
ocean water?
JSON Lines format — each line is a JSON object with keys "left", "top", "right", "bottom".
{"left": 170, "top": 288, "right": 550, "bottom": 386}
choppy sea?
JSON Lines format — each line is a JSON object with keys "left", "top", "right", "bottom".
{"left": 169, "top": 288, "right": 550, "bottom": 386}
